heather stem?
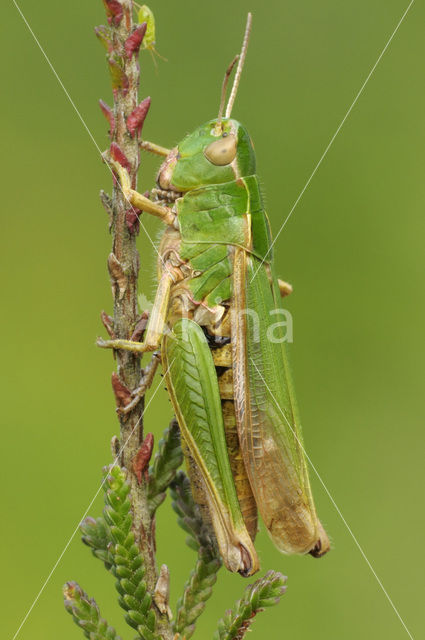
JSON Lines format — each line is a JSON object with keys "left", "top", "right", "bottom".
{"left": 99, "top": 1, "right": 172, "bottom": 638}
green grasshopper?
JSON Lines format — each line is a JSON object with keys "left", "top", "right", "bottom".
{"left": 100, "top": 13, "right": 329, "bottom": 576}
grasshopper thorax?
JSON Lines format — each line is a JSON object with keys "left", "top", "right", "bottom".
{"left": 157, "top": 118, "right": 256, "bottom": 193}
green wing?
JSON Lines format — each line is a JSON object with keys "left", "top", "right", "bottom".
{"left": 163, "top": 319, "right": 259, "bottom": 575}
{"left": 232, "top": 248, "right": 329, "bottom": 555}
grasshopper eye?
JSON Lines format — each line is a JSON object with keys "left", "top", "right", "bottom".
{"left": 204, "top": 134, "right": 237, "bottom": 165}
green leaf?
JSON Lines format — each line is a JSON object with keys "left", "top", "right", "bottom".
{"left": 173, "top": 547, "right": 221, "bottom": 638}
{"left": 108, "top": 56, "right": 129, "bottom": 92}
{"left": 94, "top": 25, "right": 112, "bottom": 52}
{"left": 80, "top": 517, "right": 113, "bottom": 569}
{"left": 170, "top": 470, "right": 217, "bottom": 552}
{"left": 212, "top": 570, "right": 287, "bottom": 640}
{"left": 78, "top": 464, "right": 160, "bottom": 639}
{"left": 171, "top": 471, "right": 222, "bottom": 638}
{"left": 63, "top": 582, "right": 122, "bottom": 640}
{"left": 101, "top": 465, "right": 160, "bottom": 639}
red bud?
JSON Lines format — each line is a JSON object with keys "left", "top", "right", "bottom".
{"left": 101, "top": 311, "right": 116, "bottom": 339}
{"left": 126, "top": 209, "right": 141, "bottom": 234}
{"left": 132, "top": 433, "right": 154, "bottom": 483}
{"left": 131, "top": 311, "right": 149, "bottom": 342}
{"left": 111, "top": 372, "right": 132, "bottom": 410}
{"left": 127, "top": 97, "right": 151, "bottom": 138}
{"left": 102, "top": 0, "right": 123, "bottom": 26}
{"left": 125, "top": 23, "right": 147, "bottom": 58}
{"left": 110, "top": 142, "right": 131, "bottom": 172}
{"left": 99, "top": 100, "right": 115, "bottom": 135}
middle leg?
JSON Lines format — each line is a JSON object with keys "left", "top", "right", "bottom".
{"left": 97, "top": 266, "right": 174, "bottom": 354}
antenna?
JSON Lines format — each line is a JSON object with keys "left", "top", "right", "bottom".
{"left": 225, "top": 13, "right": 252, "bottom": 119}
{"left": 215, "top": 55, "right": 239, "bottom": 134}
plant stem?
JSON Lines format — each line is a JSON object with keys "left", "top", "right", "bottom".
{"left": 109, "top": 0, "right": 144, "bottom": 545}
{"left": 102, "top": 2, "right": 172, "bottom": 638}
{"left": 109, "top": 2, "right": 142, "bottom": 544}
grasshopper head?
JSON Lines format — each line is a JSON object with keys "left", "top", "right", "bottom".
{"left": 157, "top": 118, "right": 255, "bottom": 192}
{"left": 158, "top": 14, "right": 254, "bottom": 195}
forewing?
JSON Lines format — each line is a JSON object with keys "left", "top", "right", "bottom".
{"left": 232, "top": 248, "right": 322, "bottom": 554}
{"left": 163, "top": 318, "right": 259, "bottom": 575}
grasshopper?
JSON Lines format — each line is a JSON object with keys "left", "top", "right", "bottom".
{"left": 99, "top": 13, "right": 330, "bottom": 576}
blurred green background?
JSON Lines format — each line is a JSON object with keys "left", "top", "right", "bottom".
{"left": 2, "top": 1, "right": 424, "bottom": 638}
